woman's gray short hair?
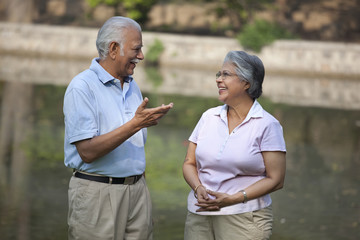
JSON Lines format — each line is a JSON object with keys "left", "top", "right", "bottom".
{"left": 224, "top": 51, "right": 265, "bottom": 99}
{"left": 96, "top": 16, "right": 142, "bottom": 60}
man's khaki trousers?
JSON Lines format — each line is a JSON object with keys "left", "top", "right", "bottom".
{"left": 68, "top": 176, "right": 153, "bottom": 240}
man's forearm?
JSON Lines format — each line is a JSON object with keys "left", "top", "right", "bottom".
{"left": 75, "top": 119, "right": 141, "bottom": 163}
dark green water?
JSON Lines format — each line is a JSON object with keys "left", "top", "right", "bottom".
{"left": 0, "top": 82, "right": 359, "bottom": 240}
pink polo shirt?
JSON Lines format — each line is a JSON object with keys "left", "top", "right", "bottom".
{"left": 187, "top": 100, "right": 286, "bottom": 215}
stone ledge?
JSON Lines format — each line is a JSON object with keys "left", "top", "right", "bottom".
{"left": 1, "top": 22, "right": 359, "bottom": 77}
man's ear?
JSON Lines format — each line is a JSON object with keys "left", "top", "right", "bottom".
{"left": 108, "top": 42, "right": 118, "bottom": 60}
{"left": 244, "top": 81, "right": 250, "bottom": 90}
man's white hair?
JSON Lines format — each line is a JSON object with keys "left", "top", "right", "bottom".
{"left": 96, "top": 16, "right": 142, "bottom": 59}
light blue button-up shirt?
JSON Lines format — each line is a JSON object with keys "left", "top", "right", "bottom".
{"left": 63, "top": 58, "right": 147, "bottom": 177}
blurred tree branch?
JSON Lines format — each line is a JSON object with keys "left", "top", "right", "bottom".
{"left": 86, "top": 0, "right": 158, "bottom": 24}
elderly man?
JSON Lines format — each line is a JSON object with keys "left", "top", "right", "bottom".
{"left": 63, "top": 16, "right": 173, "bottom": 240}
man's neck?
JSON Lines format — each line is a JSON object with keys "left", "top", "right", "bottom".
{"left": 98, "top": 58, "right": 125, "bottom": 85}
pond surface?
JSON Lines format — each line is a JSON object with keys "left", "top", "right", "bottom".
{"left": 0, "top": 73, "right": 359, "bottom": 240}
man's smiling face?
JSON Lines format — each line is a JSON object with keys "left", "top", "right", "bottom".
{"left": 116, "top": 27, "right": 144, "bottom": 78}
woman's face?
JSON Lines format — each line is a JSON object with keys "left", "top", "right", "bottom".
{"left": 216, "top": 62, "right": 249, "bottom": 105}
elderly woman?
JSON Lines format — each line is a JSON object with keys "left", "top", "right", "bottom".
{"left": 183, "top": 51, "right": 286, "bottom": 239}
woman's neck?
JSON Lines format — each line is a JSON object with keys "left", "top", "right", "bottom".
{"left": 227, "top": 97, "right": 254, "bottom": 122}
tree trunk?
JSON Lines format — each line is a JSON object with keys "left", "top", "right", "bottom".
{"left": 0, "top": 1, "right": 35, "bottom": 239}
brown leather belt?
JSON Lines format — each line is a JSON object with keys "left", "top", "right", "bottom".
{"left": 74, "top": 171, "right": 142, "bottom": 185}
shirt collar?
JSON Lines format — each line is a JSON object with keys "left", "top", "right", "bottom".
{"left": 216, "top": 100, "right": 264, "bottom": 123}
{"left": 89, "top": 57, "right": 133, "bottom": 84}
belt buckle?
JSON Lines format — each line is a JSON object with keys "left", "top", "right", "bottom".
{"left": 124, "top": 176, "right": 135, "bottom": 185}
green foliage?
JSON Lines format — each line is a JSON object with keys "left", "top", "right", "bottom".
{"left": 146, "top": 127, "right": 189, "bottom": 199}
{"left": 237, "top": 19, "right": 296, "bottom": 52}
{"left": 25, "top": 124, "right": 65, "bottom": 169}
{"left": 145, "top": 67, "right": 163, "bottom": 88}
{"left": 212, "top": 0, "right": 275, "bottom": 30}
{"left": 145, "top": 38, "right": 165, "bottom": 66}
{"left": 144, "top": 93, "right": 220, "bottom": 129}
{"left": 86, "top": 0, "right": 157, "bottom": 24}
{"left": 88, "top": 0, "right": 117, "bottom": 8}
{"left": 24, "top": 85, "right": 66, "bottom": 170}
{"left": 257, "top": 96, "right": 290, "bottom": 114}
{"left": 143, "top": 39, "right": 165, "bottom": 89}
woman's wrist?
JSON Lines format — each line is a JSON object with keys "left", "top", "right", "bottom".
{"left": 194, "top": 184, "right": 203, "bottom": 199}
{"left": 239, "top": 190, "right": 248, "bottom": 203}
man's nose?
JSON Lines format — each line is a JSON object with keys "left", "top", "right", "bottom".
{"left": 137, "top": 49, "right": 144, "bottom": 60}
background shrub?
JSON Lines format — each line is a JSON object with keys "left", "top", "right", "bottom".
{"left": 237, "top": 19, "right": 296, "bottom": 52}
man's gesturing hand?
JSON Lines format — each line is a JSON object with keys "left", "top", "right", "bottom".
{"left": 134, "top": 97, "right": 173, "bottom": 128}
